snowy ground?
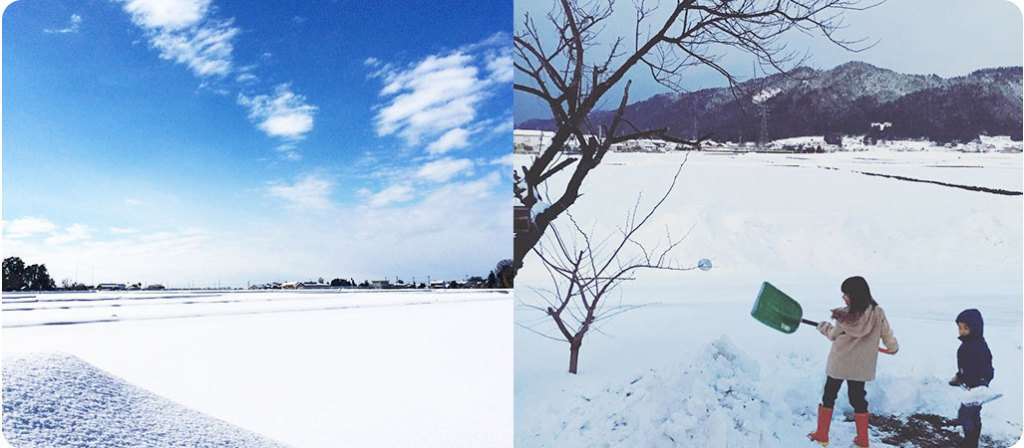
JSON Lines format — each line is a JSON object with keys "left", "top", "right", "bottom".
{"left": 515, "top": 150, "right": 1023, "bottom": 447}
{"left": 2, "top": 289, "right": 513, "bottom": 447}
{"left": 3, "top": 352, "right": 287, "bottom": 447}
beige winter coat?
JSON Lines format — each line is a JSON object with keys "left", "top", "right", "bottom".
{"left": 818, "top": 305, "right": 898, "bottom": 382}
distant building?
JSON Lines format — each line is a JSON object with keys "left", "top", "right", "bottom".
{"left": 514, "top": 129, "right": 552, "bottom": 154}
{"left": 96, "top": 283, "right": 126, "bottom": 291}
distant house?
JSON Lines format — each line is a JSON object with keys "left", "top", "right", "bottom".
{"left": 146, "top": 284, "right": 166, "bottom": 291}
{"left": 282, "top": 281, "right": 302, "bottom": 289}
{"left": 369, "top": 280, "right": 391, "bottom": 289}
{"left": 299, "top": 282, "right": 331, "bottom": 289}
{"left": 96, "top": 283, "right": 126, "bottom": 291}
{"left": 429, "top": 281, "right": 447, "bottom": 289}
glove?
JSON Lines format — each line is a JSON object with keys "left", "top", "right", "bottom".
{"left": 949, "top": 374, "right": 961, "bottom": 387}
{"left": 816, "top": 321, "right": 832, "bottom": 336}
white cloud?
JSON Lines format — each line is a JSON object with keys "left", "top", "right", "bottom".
{"left": 239, "top": 84, "right": 317, "bottom": 141}
{"left": 44, "top": 14, "right": 82, "bottom": 34}
{"left": 372, "top": 53, "right": 486, "bottom": 145}
{"left": 369, "top": 33, "right": 512, "bottom": 159}
{"left": 369, "top": 184, "right": 415, "bottom": 207}
{"left": 485, "top": 49, "right": 513, "bottom": 83}
{"left": 491, "top": 116, "right": 513, "bottom": 136}
{"left": 4, "top": 217, "right": 58, "bottom": 239}
{"left": 235, "top": 73, "right": 257, "bottom": 83}
{"left": 489, "top": 154, "right": 514, "bottom": 167}
{"left": 275, "top": 143, "right": 302, "bottom": 161}
{"left": 267, "top": 174, "right": 334, "bottom": 211}
{"left": 109, "top": 227, "right": 139, "bottom": 235}
{"left": 45, "top": 224, "right": 93, "bottom": 245}
{"left": 148, "top": 19, "right": 238, "bottom": 77}
{"left": 416, "top": 158, "right": 475, "bottom": 183}
{"left": 426, "top": 128, "right": 472, "bottom": 154}
{"left": 121, "top": 0, "right": 210, "bottom": 30}
{"left": 119, "top": 0, "right": 237, "bottom": 78}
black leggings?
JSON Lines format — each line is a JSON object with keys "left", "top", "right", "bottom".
{"left": 822, "top": 376, "right": 868, "bottom": 413}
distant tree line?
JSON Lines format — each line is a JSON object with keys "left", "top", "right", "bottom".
{"left": 3, "top": 256, "right": 516, "bottom": 292}
{"left": 3, "top": 257, "right": 55, "bottom": 291}
{"left": 277, "top": 259, "right": 515, "bottom": 290}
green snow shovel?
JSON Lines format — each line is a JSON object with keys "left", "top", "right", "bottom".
{"left": 751, "top": 281, "right": 817, "bottom": 334}
{"left": 751, "top": 281, "right": 895, "bottom": 354}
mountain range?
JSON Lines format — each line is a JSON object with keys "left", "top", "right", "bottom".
{"left": 518, "top": 62, "right": 1023, "bottom": 144}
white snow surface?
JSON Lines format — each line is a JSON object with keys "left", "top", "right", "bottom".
{"left": 3, "top": 352, "right": 288, "bottom": 447}
{"left": 3, "top": 289, "right": 513, "bottom": 447}
{"left": 515, "top": 150, "right": 1023, "bottom": 447}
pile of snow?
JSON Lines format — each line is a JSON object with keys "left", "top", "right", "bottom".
{"left": 518, "top": 337, "right": 779, "bottom": 447}
{"left": 2, "top": 352, "right": 286, "bottom": 447}
{"left": 518, "top": 332, "right": 1018, "bottom": 448}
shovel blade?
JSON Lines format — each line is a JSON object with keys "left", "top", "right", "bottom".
{"left": 751, "top": 282, "right": 804, "bottom": 334}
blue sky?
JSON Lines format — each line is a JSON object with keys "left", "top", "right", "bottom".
{"left": 3, "top": 0, "right": 513, "bottom": 287}
{"left": 515, "top": 0, "right": 1024, "bottom": 122}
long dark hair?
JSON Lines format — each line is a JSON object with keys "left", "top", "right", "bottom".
{"left": 841, "top": 276, "right": 878, "bottom": 314}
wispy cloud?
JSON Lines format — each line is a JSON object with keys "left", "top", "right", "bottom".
{"left": 4, "top": 217, "right": 58, "bottom": 239}
{"left": 109, "top": 227, "right": 139, "bottom": 235}
{"left": 367, "top": 184, "right": 415, "bottom": 207}
{"left": 368, "top": 33, "right": 510, "bottom": 151}
{"left": 120, "top": 0, "right": 238, "bottom": 78}
{"left": 415, "top": 158, "right": 475, "bottom": 183}
{"left": 44, "top": 14, "right": 82, "bottom": 34}
{"left": 267, "top": 174, "right": 334, "bottom": 211}
{"left": 45, "top": 224, "right": 93, "bottom": 245}
{"left": 484, "top": 47, "right": 513, "bottom": 83}
{"left": 121, "top": 0, "right": 210, "bottom": 30}
{"left": 117, "top": 0, "right": 317, "bottom": 160}
{"left": 235, "top": 73, "right": 257, "bottom": 83}
{"left": 489, "top": 154, "right": 514, "bottom": 167}
{"left": 426, "top": 128, "right": 472, "bottom": 155}
{"left": 239, "top": 84, "right": 317, "bottom": 141}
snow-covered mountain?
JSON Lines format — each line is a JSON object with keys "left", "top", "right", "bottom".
{"left": 519, "top": 62, "right": 1023, "bottom": 143}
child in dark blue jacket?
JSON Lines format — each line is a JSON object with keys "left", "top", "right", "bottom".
{"left": 949, "top": 309, "right": 994, "bottom": 448}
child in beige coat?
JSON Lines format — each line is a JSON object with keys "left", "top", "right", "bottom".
{"left": 807, "top": 276, "right": 899, "bottom": 447}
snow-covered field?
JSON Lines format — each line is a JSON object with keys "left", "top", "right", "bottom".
{"left": 2, "top": 289, "right": 513, "bottom": 447}
{"left": 515, "top": 150, "right": 1023, "bottom": 447}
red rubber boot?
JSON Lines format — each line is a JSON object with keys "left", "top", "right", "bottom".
{"left": 807, "top": 405, "right": 833, "bottom": 446}
{"left": 853, "top": 412, "right": 870, "bottom": 447}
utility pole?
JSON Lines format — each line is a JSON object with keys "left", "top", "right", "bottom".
{"left": 759, "top": 103, "right": 769, "bottom": 151}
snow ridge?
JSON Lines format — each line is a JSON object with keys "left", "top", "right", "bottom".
{"left": 2, "top": 352, "right": 287, "bottom": 448}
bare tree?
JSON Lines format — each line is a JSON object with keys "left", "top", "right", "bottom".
{"left": 520, "top": 162, "right": 695, "bottom": 374}
{"left": 513, "top": 0, "right": 874, "bottom": 274}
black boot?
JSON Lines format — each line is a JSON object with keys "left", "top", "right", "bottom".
{"left": 961, "top": 429, "right": 979, "bottom": 448}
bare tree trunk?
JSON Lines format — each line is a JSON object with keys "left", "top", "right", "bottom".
{"left": 568, "top": 338, "right": 582, "bottom": 374}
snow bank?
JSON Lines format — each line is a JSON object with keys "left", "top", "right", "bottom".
{"left": 517, "top": 336, "right": 1018, "bottom": 448}
{"left": 2, "top": 352, "right": 286, "bottom": 447}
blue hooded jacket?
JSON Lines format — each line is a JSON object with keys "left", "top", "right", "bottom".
{"left": 956, "top": 309, "right": 994, "bottom": 388}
